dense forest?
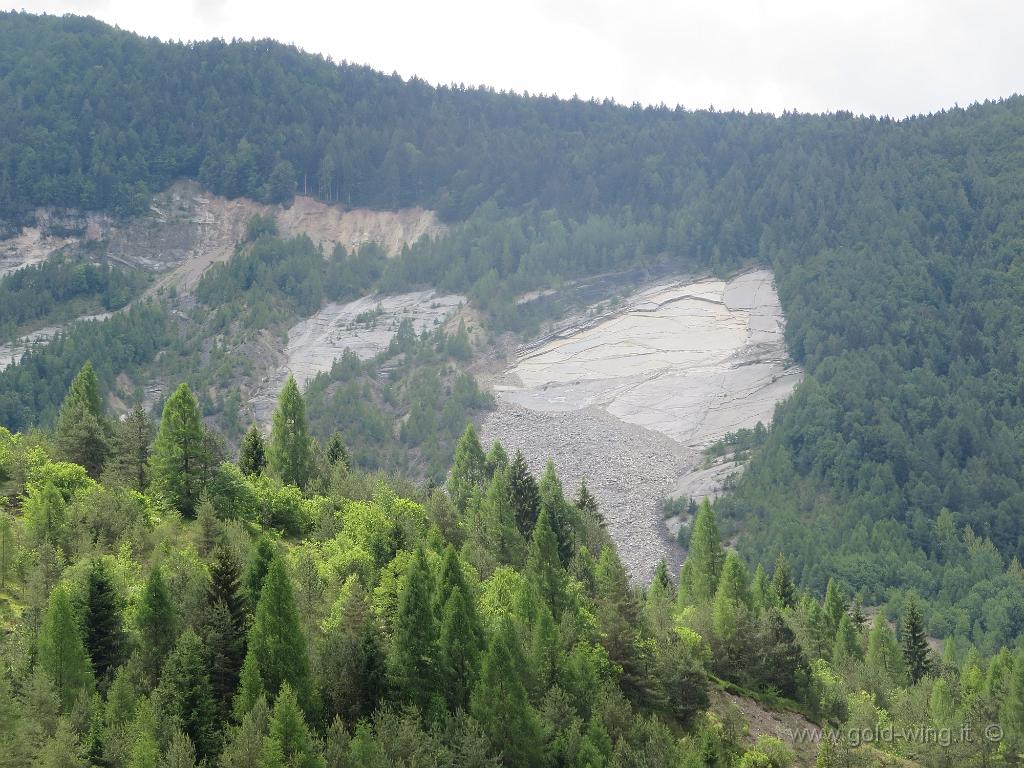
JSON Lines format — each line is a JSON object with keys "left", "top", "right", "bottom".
{"left": 2, "top": 364, "right": 1022, "bottom": 766}
{"left": 1, "top": 8, "right": 1024, "bottom": 740}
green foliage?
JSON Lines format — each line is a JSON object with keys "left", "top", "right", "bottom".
{"left": 900, "top": 597, "right": 932, "bottom": 684}
{"left": 135, "top": 565, "right": 177, "bottom": 685}
{"left": 149, "top": 383, "right": 212, "bottom": 517}
{"left": 268, "top": 375, "right": 314, "bottom": 490}
{"left": 239, "top": 423, "right": 267, "bottom": 477}
{"left": 82, "top": 558, "right": 126, "bottom": 687}
{"left": 106, "top": 406, "right": 154, "bottom": 492}
{"left": 38, "top": 583, "right": 94, "bottom": 709}
{"left": 157, "top": 628, "right": 220, "bottom": 759}
{"left": 679, "top": 500, "right": 724, "bottom": 604}
{"left": 387, "top": 547, "right": 440, "bottom": 716}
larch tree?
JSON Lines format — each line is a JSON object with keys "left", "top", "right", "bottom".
{"left": 679, "top": 499, "right": 724, "bottom": 605}
{"left": 245, "top": 555, "right": 313, "bottom": 715}
{"left": 38, "top": 583, "right": 94, "bottom": 710}
{"left": 55, "top": 361, "right": 108, "bottom": 478}
{"left": 447, "top": 424, "right": 486, "bottom": 514}
{"left": 387, "top": 547, "right": 439, "bottom": 717}
{"left": 770, "top": 553, "right": 796, "bottom": 609}
{"left": 267, "top": 375, "right": 314, "bottom": 489}
{"left": 135, "top": 565, "right": 177, "bottom": 685}
{"left": 149, "top": 383, "right": 212, "bottom": 517}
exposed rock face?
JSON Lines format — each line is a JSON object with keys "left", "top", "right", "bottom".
{"left": 482, "top": 269, "right": 802, "bottom": 580}
{"left": 249, "top": 290, "right": 466, "bottom": 424}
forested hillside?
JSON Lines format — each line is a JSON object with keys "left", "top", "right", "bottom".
{"left": 2, "top": 365, "right": 1021, "bottom": 766}
{"left": 2, "top": 8, "right": 1024, "bottom": 687}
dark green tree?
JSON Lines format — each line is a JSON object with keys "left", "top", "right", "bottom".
{"left": 238, "top": 423, "right": 267, "bottom": 476}
{"left": 508, "top": 450, "right": 540, "bottom": 537}
{"left": 106, "top": 406, "right": 154, "bottom": 491}
{"left": 245, "top": 535, "right": 276, "bottom": 613}
{"left": 82, "top": 558, "right": 126, "bottom": 688}
{"left": 201, "top": 547, "right": 248, "bottom": 711}
{"left": 157, "top": 628, "right": 220, "bottom": 760}
{"left": 55, "top": 361, "right": 108, "bottom": 478}
{"left": 525, "top": 506, "right": 567, "bottom": 617}
{"left": 770, "top": 553, "right": 796, "bottom": 610}
{"left": 268, "top": 375, "right": 314, "bottom": 489}
{"left": 387, "top": 547, "right": 439, "bottom": 716}
{"left": 135, "top": 565, "right": 177, "bottom": 685}
{"left": 324, "top": 431, "right": 349, "bottom": 469}
{"left": 678, "top": 499, "right": 724, "bottom": 605}
{"left": 149, "top": 383, "right": 212, "bottom": 517}
{"left": 264, "top": 682, "right": 322, "bottom": 768}
{"left": 901, "top": 597, "right": 932, "bottom": 684}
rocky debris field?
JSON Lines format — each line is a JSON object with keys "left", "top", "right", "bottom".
{"left": 484, "top": 269, "right": 802, "bottom": 581}
{"left": 480, "top": 401, "right": 685, "bottom": 582}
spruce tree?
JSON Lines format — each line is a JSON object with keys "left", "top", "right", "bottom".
{"left": 324, "top": 431, "right": 348, "bottom": 469}
{"left": 1000, "top": 649, "right": 1024, "bottom": 756}
{"left": 135, "top": 565, "right": 177, "bottom": 685}
{"left": 508, "top": 450, "right": 540, "bottom": 536}
{"left": 238, "top": 423, "right": 267, "bottom": 476}
{"left": 38, "top": 584, "right": 95, "bottom": 709}
{"left": 202, "top": 547, "right": 248, "bottom": 711}
{"left": 448, "top": 424, "right": 486, "bottom": 513}
{"left": 901, "top": 597, "right": 932, "bottom": 684}
{"left": 55, "top": 361, "right": 108, "bottom": 478}
{"left": 107, "top": 406, "right": 154, "bottom": 492}
{"left": 470, "top": 617, "right": 542, "bottom": 768}
{"left": 480, "top": 468, "right": 527, "bottom": 568}
{"left": 157, "top": 629, "right": 219, "bottom": 760}
{"left": 246, "top": 555, "right": 313, "bottom": 715}
{"left": 712, "top": 551, "right": 754, "bottom": 679}
{"left": 594, "top": 546, "right": 651, "bottom": 705}
{"left": 769, "top": 553, "right": 796, "bottom": 609}
{"left": 387, "top": 547, "right": 439, "bottom": 716}
{"left": 267, "top": 375, "right": 314, "bottom": 489}
{"left": 680, "top": 499, "right": 724, "bottom": 603}
{"left": 149, "top": 383, "right": 212, "bottom": 517}
{"left": 82, "top": 558, "right": 126, "bottom": 689}
{"left": 757, "top": 609, "right": 805, "bottom": 698}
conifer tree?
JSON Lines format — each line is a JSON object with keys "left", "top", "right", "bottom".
{"left": 831, "top": 613, "right": 862, "bottom": 669}
{"left": 645, "top": 558, "right": 676, "bottom": 638}
{"left": 538, "top": 460, "right": 576, "bottom": 565}
{"left": 470, "top": 617, "right": 543, "bottom": 768}
{"left": 127, "top": 699, "right": 160, "bottom": 768}
{"left": 0, "top": 503, "right": 12, "bottom": 592}
{"left": 267, "top": 375, "right": 314, "bottom": 489}
{"left": 680, "top": 500, "right": 724, "bottom": 603}
{"left": 757, "top": 609, "right": 805, "bottom": 698}
{"left": 246, "top": 556, "right": 313, "bottom": 715}
{"left": 1000, "top": 649, "right": 1024, "bottom": 756}
{"left": 387, "top": 547, "right": 439, "bottom": 716}
{"left": 38, "top": 584, "right": 94, "bottom": 709}
{"left": 525, "top": 507, "right": 567, "bottom": 616}
{"left": 437, "top": 585, "right": 484, "bottom": 711}
{"left": 324, "top": 431, "right": 348, "bottom": 469}
{"left": 202, "top": 547, "right": 248, "bottom": 712}
{"left": 448, "top": 424, "right": 486, "bottom": 513}
{"left": 24, "top": 481, "right": 68, "bottom": 549}
{"left": 750, "top": 564, "right": 768, "bottom": 614}
{"left": 135, "top": 565, "right": 177, "bottom": 685}
{"left": 238, "top": 423, "right": 267, "bottom": 476}
{"left": 508, "top": 450, "right": 540, "bottom": 536}
{"left": 150, "top": 383, "right": 212, "bottom": 517}
{"left": 264, "top": 682, "right": 322, "bottom": 768}
{"left": 574, "top": 477, "right": 602, "bottom": 529}
{"left": 901, "top": 596, "right": 932, "bottom": 684}
{"left": 318, "top": 578, "right": 384, "bottom": 724}
{"left": 712, "top": 551, "right": 754, "bottom": 678}
{"left": 479, "top": 468, "right": 527, "bottom": 568}
{"left": 107, "top": 406, "right": 154, "bottom": 492}
{"left": 55, "top": 361, "right": 108, "bottom": 478}
{"left": 595, "top": 546, "right": 651, "bottom": 705}
{"left": 163, "top": 730, "right": 199, "bottom": 768}
{"left": 233, "top": 652, "right": 266, "bottom": 722}
{"left": 769, "top": 553, "right": 796, "bottom": 609}
{"left": 245, "top": 535, "right": 277, "bottom": 612}
{"left": 157, "top": 628, "right": 220, "bottom": 760}
{"left": 82, "top": 558, "right": 126, "bottom": 689}
{"left": 822, "top": 578, "right": 846, "bottom": 640}
{"left": 485, "top": 440, "right": 508, "bottom": 479}
{"left": 865, "top": 613, "right": 906, "bottom": 692}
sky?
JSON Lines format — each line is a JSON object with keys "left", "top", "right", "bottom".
{"left": 12, "top": 0, "right": 1024, "bottom": 117}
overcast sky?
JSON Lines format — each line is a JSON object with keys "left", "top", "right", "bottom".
{"left": 13, "top": 0, "right": 1024, "bottom": 117}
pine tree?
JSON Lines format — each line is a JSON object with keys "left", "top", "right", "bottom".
{"left": 107, "top": 406, "right": 154, "bottom": 492}
{"left": 508, "top": 450, "right": 540, "bottom": 536}
{"left": 38, "top": 584, "right": 94, "bottom": 709}
{"left": 387, "top": 547, "right": 439, "bottom": 716}
{"left": 163, "top": 730, "right": 198, "bottom": 768}
{"left": 82, "top": 558, "right": 126, "bottom": 689}
{"left": 448, "top": 424, "right": 486, "bottom": 513}
{"left": 901, "top": 597, "right": 932, "bottom": 684}
{"left": 55, "top": 362, "right": 108, "bottom": 478}
{"left": 238, "top": 423, "right": 267, "bottom": 476}
{"left": 135, "top": 565, "right": 177, "bottom": 685}
{"left": 470, "top": 617, "right": 543, "bottom": 768}
{"left": 679, "top": 500, "right": 724, "bottom": 603}
{"left": 149, "top": 383, "right": 212, "bottom": 517}
{"left": 202, "top": 547, "right": 248, "bottom": 711}
{"left": 769, "top": 553, "right": 796, "bottom": 609}
{"left": 264, "top": 682, "right": 322, "bottom": 768}
{"left": 267, "top": 375, "right": 314, "bottom": 489}
{"left": 157, "top": 628, "right": 220, "bottom": 760}
{"left": 246, "top": 555, "right": 313, "bottom": 715}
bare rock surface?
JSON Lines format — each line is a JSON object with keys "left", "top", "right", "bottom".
{"left": 249, "top": 290, "right": 466, "bottom": 424}
{"left": 483, "top": 269, "right": 801, "bottom": 580}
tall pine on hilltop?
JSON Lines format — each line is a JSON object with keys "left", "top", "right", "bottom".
{"left": 149, "top": 383, "right": 211, "bottom": 517}
{"left": 268, "top": 375, "right": 313, "bottom": 490}
{"left": 55, "top": 361, "right": 108, "bottom": 478}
